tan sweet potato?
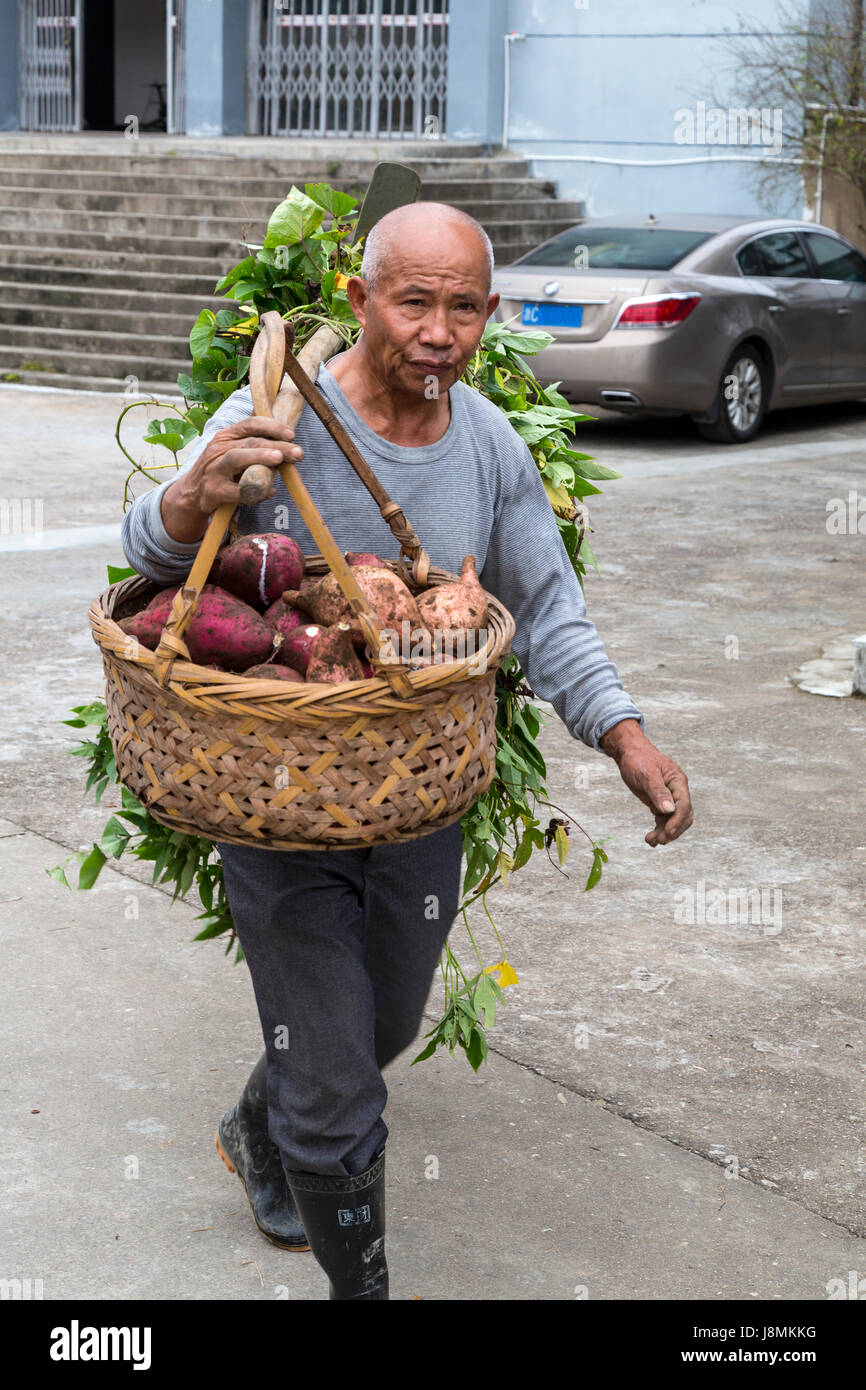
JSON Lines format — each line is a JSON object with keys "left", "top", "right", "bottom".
{"left": 290, "top": 566, "right": 421, "bottom": 636}
{"left": 345, "top": 551, "right": 386, "bottom": 567}
{"left": 244, "top": 663, "right": 304, "bottom": 683}
{"left": 416, "top": 555, "right": 488, "bottom": 632}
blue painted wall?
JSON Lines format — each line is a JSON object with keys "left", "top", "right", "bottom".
{"left": 446, "top": 0, "right": 811, "bottom": 219}
{"left": 185, "top": 0, "right": 248, "bottom": 138}
{"left": 0, "top": 0, "right": 18, "bottom": 130}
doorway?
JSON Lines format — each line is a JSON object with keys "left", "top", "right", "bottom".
{"left": 85, "top": 0, "right": 167, "bottom": 132}
{"left": 19, "top": 0, "right": 180, "bottom": 133}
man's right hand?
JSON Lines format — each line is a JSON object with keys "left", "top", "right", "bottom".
{"left": 160, "top": 417, "right": 304, "bottom": 543}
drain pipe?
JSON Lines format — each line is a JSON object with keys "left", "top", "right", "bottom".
{"left": 502, "top": 32, "right": 525, "bottom": 149}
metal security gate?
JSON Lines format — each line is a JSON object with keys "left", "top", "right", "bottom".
{"left": 247, "top": 0, "right": 449, "bottom": 138}
{"left": 18, "top": 0, "right": 82, "bottom": 131}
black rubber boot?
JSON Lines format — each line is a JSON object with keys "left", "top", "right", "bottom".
{"left": 285, "top": 1150, "right": 388, "bottom": 1300}
{"left": 215, "top": 1051, "right": 309, "bottom": 1252}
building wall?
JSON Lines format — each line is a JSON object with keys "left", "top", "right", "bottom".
{"left": 446, "top": 0, "right": 811, "bottom": 219}
{"left": 0, "top": 0, "right": 19, "bottom": 130}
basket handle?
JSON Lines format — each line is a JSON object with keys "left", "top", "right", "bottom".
{"left": 153, "top": 313, "right": 414, "bottom": 697}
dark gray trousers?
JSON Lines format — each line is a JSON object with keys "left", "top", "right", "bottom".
{"left": 218, "top": 823, "right": 463, "bottom": 1179}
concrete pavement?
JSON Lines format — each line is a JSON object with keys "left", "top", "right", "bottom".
{"left": 1, "top": 385, "right": 865, "bottom": 1299}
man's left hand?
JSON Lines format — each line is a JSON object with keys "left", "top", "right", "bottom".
{"left": 599, "top": 719, "right": 693, "bottom": 847}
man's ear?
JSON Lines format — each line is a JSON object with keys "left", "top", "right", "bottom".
{"left": 347, "top": 276, "right": 369, "bottom": 328}
{"left": 486, "top": 291, "right": 500, "bottom": 320}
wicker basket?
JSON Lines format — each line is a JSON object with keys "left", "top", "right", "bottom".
{"left": 89, "top": 315, "right": 515, "bottom": 851}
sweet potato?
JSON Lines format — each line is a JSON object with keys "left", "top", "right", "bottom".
{"left": 143, "top": 585, "right": 179, "bottom": 612}
{"left": 216, "top": 533, "right": 304, "bottom": 609}
{"left": 119, "top": 583, "right": 272, "bottom": 672}
{"left": 262, "top": 597, "right": 306, "bottom": 658}
{"left": 244, "top": 663, "right": 304, "bottom": 683}
{"left": 306, "top": 624, "right": 365, "bottom": 685}
{"left": 288, "top": 566, "right": 421, "bottom": 636}
{"left": 416, "top": 555, "right": 488, "bottom": 631}
{"left": 345, "top": 551, "right": 386, "bottom": 567}
{"left": 280, "top": 624, "right": 327, "bottom": 675}
{"left": 182, "top": 588, "right": 276, "bottom": 670}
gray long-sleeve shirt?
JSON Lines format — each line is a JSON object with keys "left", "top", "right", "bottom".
{"left": 121, "top": 359, "right": 644, "bottom": 751}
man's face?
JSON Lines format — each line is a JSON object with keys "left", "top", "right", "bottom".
{"left": 347, "top": 226, "right": 500, "bottom": 399}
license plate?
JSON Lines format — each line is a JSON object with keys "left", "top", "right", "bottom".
{"left": 522, "top": 302, "right": 584, "bottom": 328}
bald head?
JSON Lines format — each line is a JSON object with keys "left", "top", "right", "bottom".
{"left": 360, "top": 202, "right": 495, "bottom": 296}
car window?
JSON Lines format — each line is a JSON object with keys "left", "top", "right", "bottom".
{"left": 802, "top": 231, "right": 866, "bottom": 282}
{"left": 737, "top": 232, "right": 813, "bottom": 278}
{"left": 516, "top": 227, "right": 714, "bottom": 271}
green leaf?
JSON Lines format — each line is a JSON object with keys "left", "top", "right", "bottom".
{"left": 473, "top": 974, "right": 498, "bottom": 1028}
{"left": 77, "top": 845, "right": 107, "bottom": 891}
{"left": 189, "top": 309, "right": 218, "bottom": 359}
{"left": 100, "top": 816, "right": 131, "bottom": 859}
{"left": 304, "top": 183, "right": 359, "bottom": 218}
{"left": 46, "top": 864, "right": 71, "bottom": 888}
{"left": 264, "top": 187, "right": 325, "bottom": 249}
{"left": 410, "top": 1036, "right": 440, "bottom": 1066}
{"left": 585, "top": 843, "right": 609, "bottom": 892}
{"left": 214, "top": 256, "right": 256, "bottom": 292}
{"left": 465, "top": 1026, "right": 488, "bottom": 1072}
{"left": 143, "top": 417, "right": 200, "bottom": 455}
{"left": 107, "top": 564, "right": 137, "bottom": 583}
{"left": 565, "top": 455, "right": 622, "bottom": 481}
{"left": 184, "top": 406, "right": 209, "bottom": 433}
{"left": 577, "top": 535, "right": 600, "bottom": 575}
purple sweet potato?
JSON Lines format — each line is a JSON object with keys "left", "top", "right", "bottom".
{"left": 306, "top": 624, "right": 365, "bottom": 685}
{"left": 416, "top": 555, "right": 488, "bottom": 632}
{"left": 144, "top": 585, "right": 180, "bottom": 612}
{"left": 216, "top": 533, "right": 304, "bottom": 609}
{"left": 183, "top": 588, "right": 276, "bottom": 670}
{"left": 262, "top": 597, "right": 307, "bottom": 658}
{"left": 244, "top": 663, "right": 304, "bottom": 683}
{"left": 280, "top": 624, "right": 327, "bottom": 675}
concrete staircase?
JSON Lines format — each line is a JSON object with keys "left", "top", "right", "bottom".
{"left": 0, "top": 137, "right": 585, "bottom": 394}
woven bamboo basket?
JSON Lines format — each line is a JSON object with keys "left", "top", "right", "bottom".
{"left": 89, "top": 314, "right": 515, "bottom": 851}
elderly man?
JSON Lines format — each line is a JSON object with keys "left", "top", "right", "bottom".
{"left": 122, "top": 202, "right": 692, "bottom": 1301}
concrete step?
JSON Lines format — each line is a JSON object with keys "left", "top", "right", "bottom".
{"left": 0, "top": 185, "right": 576, "bottom": 226}
{"left": 0, "top": 169, "right": 558, "bottom": 203}
{"left": 0, "top": 279, "right": 222, "bottom": 316}
{"left": 0, "top": 342, "right": 191, "bottom": 382}
{"left": 0, "top": 227, "right": 233, "bottom": 266}
{"left": 0, "top": 370, "right": 183, "bottom": 394}
{"left": 0, "top": 322, "right": 191, "bottom": 362}
{"left": 0, "top": 136, "right": 582, "bottom": 387}
{"left": 0, "top": 150, "right": 534, "bottom": 180}
{"left": 0, "top": 203, "right": 579, "bottom": 244}
{"left": 0, "top": 255, "right": 223, "bottom": 293}
{"left": 0, "top": 301, "right": 200, "bottom": 338}
{"left": 0, "top": 222, "right": 569, "bottom": 270}
{"left": 0, "top": 205, "right": 259, "bottom": 241}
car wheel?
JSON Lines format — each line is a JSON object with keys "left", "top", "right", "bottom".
{"left": 696, "top": 348, "right": 768, "bottom": 444}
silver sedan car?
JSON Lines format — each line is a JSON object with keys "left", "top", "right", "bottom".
{"left": 493, "top": 215, "right": 866, "bottom": 442}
